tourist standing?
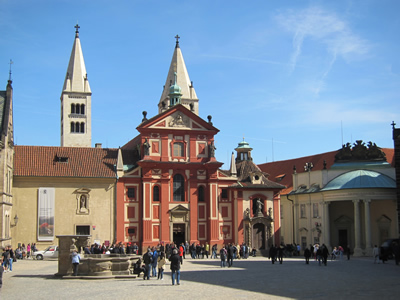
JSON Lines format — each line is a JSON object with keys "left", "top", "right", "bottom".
{"left": 227, "top": 244, "right": 234, "bottom": 267}
{"left": 304, "top": 247, "right": 311, "bottom": 264}
{"left": 157, "top": 252, "right": 166, "bottom": 280}
{"left": 346, "top": 245, "right": 351, "bottom": 260}
{"left": 220, "top": 246, "right": 227, "bottom": 267}
{"left": 151, "top": 247, "right": 158, "bottom": 277}
{"left": 372, "top": 245, "right": 380, "bottom": 264}
{"left": 71, "top": 251, "right": 81, "bottom": 276}
{"left": 142, "top": 248, "right": 152, "bottom": 280}
{"left": 169, "top": 249, "right": 181, "bottom": 285}
{"left": 0, "top": 257, "right": 4, "bottom": 295}
{"left": 179, "top": 244, "right": 184, "bottom": 264}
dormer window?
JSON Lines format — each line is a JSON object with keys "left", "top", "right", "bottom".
{"left": 250, "top": 171, "right": 263, "bottom": 184}
{"left": 55, "top": 156, "right": 68, "bottom": 163}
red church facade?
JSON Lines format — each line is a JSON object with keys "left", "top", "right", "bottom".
{"left": 115, "top": 39, "right": 285, "bottom": 253}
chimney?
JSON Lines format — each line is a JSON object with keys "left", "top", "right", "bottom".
{"left": 95, "top": 143, "right": 102, "bottom": 148}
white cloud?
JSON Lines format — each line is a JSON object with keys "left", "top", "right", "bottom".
{"left": 276, "top": 6, "right": 369, "bottom": 85}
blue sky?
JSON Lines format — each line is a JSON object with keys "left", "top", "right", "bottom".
{"left": 1, "top": 0, "right": 399, "bottom": 167}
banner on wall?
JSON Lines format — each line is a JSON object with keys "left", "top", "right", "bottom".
{"left": 37, "top": 188, "right": 55, "bottom": 241}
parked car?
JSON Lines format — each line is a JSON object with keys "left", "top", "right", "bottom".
{"left": 33, "top": 245, "right": 59, "bottom": 260}
{"left": 380, "top": 239, "right": 400, "bottom": 259}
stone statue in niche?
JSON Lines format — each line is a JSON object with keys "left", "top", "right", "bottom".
{"left": 143, "top": 138, "right": 150, "bottom": 156}
{"left": 255, "top": 199, "right": 264, "bottom": 216}
{"left": 209, "top": 141, "right": 216, "bottom": 158}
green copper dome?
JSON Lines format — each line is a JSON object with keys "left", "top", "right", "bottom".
{"left": 236, "top": 139, "right": 252, "bottom": 149}
{"left": 169, "top": 72, "right": 182, "bottom": 95}
{"left": 321, "top": 170, "right": 396, "bottom": 191}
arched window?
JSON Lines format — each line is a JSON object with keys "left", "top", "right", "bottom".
{"left": 70, "top": 122, "right": 75, "bottom": 133}
{"left": 198, "top": 186, "right": 205, "bottom": 202}
{"left": 80, "top": 122, "right": 85, "bottom": 133}
{"left": 173, "top": 174, "right": 185, "bottom": 202}
{"left": 153, "top": 185, "right": 160, "bottom": 202}
{"left": 81, "top": 104, "right": 85, "bottom": 115}
{"left": 71, "top": 104, "right": 75, "bottom": 114}
{"left": 173, "top": 142, "right": 184, "bottom": 157}
{"left": 76, "top": 104, "right": 80, "bottom": 114}
{"left": 75, "top": 122, "right": 80, "bottom": 133}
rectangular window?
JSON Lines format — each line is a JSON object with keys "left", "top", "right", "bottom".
{"left": 221, "top": 189, "right": 228, "bottom": 199}
{"left": 173, "top": 142, "right": 184, "bottom": 157}
{"left": 301, "top": 237, "right": 307, "bottom": 251}
{"left": 76, "top": 225, "right": 90, "bottom": 235}
{"left": 127, "top": 188, "right": 135, "bottom": 200}
{"left": 313, "top": 203, "right": 319, "bottom": 218}
{"left": 300, "top": 204, "right": 306, "bottom": 218}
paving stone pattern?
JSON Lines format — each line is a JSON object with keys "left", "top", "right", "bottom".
{"left": 1, "top": 256, "right": 400, "bottom": 299}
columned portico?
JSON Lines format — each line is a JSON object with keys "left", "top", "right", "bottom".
{"left": 353, "top": 199, "right": 363, "bottom": 256}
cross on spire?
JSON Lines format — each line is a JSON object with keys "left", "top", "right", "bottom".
{"left": 8, "top": 59, "right": 13, "bottom": 82}
{"left": 391, "top": 121, "right": 396, "bottom": 129}
{"left": 175, "top": 34, "right": 180, "bottom": 47}
{"left": 75, "top": 24, "right": 80, "bottom": 37}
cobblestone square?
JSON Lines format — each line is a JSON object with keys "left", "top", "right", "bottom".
{"left": 1, "top": 256, "right": 399, "bottom": 299}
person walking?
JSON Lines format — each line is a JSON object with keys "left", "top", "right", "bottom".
{"left": 269, "top": 245, "right": 277, "bottom": 264}
{"left": 322, "top": 244, "right": 329, "bottom": 266}
{"left": 169, "top": 249, "right": 181, "bottom": 285}
{"left": 71, "top": 251, "right": 81, "bottom": 276}
{"left": 278, "top": 245, "right": 284, "bottom": 264}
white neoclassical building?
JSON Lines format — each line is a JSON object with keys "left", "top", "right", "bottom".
{"left": 259, "top": 141, "right": 397, "bottom": 256}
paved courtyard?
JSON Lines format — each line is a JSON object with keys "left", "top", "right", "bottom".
{"left": 1, "top": 256, "right": 399, "bottom": 299}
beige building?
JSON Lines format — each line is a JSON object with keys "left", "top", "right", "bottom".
{"left": 11, "top": 146, "right": 118, "bottom": 250}
{"left": 0, "top": 79, "right": 15, "bottom": 249}
{"left": 259, "top": 142, "right": 397, "bottom": 256}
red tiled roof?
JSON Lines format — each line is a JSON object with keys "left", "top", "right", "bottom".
{"left": 14, "top": 146, "right": 118, "bottom": 178}
{"left": 258, "top": 148, "right": 394, "bottom": 195}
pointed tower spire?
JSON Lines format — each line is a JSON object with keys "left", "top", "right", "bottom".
{"left": 116, "top": 147, "right": 124, "bottom": 178}
{"left": 158, "top": 35, "right": 199, "bottom": 114}
{"left": 229, "top": 152, "right": 237, "bottom": 177}
{"left": 60, "top": 24, "right": 92, "bottom": 147}
{"left": 62, "top": 24, "right": 91, "bottom": 93}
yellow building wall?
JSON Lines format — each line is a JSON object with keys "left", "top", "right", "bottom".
{"left": 11, "top": 176, "right": 115, "bottom": 250}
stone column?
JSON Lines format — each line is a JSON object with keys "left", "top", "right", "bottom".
{"left": 353, "top": 200, "right": 363, "bottom": 256}
{"left": 323, "top": 201, "right": 331, "bottom": 250}
{"left": 364, "top": 199, "right": 372, "bottom": 256}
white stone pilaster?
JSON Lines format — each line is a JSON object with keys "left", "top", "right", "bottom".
{"left": 353, "top": 199, "right": 362, "bottom": 256}
{"left": 364, "top": 199, "right": 372, "bottom": 256}
{"left": 323, "top": 201, "right": 331, "bottom": 250}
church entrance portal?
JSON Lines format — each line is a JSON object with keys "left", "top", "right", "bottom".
{"left": 173, "top": 223, "right": 185, "bottom": 246}
{"left": 339, "top": 229, "right": 348, "bottom": 248}
{"left": 252, "top": 223, "right": 266, "bottom": 250}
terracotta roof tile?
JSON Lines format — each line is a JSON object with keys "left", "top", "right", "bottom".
{"left": 14, "top": 146, "right": 118, "bottom": 178}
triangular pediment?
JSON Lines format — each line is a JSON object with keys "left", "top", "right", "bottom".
{"left": 169, "top": 204, "right": 190, "bottom": 213}
{"left": 138, "top": 104, "right": 219, "bottom": 133}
